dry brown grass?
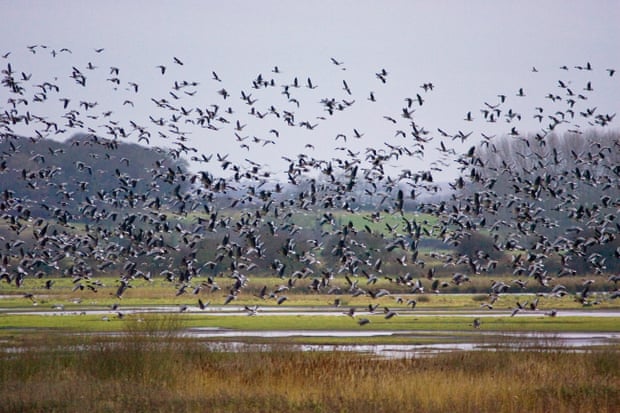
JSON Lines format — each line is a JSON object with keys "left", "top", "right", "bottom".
{"left": 0, "top": 321, "right": 618, "bottom": 413}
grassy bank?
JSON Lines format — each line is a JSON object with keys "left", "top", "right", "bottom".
{"left": 0, "top": 325, "right": 618, "bottom": 413}
{"left": 1, "top": 311, "right": 619, "bottom": 338}
{"left": 2, "top": 273, "right": 619, "bottom": 304}
{"left": 2, "top": 275, "right": 619, "bottom": 311}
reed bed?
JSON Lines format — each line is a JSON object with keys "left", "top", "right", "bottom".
{"left": 0, "top": 320, "right": 618, "bottom": 413}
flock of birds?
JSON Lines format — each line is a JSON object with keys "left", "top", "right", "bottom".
{"left": 1, "top": 45, "right": 620, "bottom": 327}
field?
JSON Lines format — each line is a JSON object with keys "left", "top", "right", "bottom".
{"left": 1, "top": 277, "right": 619, "bottom": 412}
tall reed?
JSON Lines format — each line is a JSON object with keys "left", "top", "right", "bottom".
{"left": 1, "top": 323, "right": 618, "bottom": 413}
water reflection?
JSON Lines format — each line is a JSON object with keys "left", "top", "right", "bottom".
{"left": 185, "top": 328, "right": 620, "bottom": 359}
{"left": 5, "top": 306, "right": 620, "bottom": 318}
{"left": 1, "top": 329, "right": 618, "bottom": 359}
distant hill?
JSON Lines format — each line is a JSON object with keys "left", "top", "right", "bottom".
{"left": 0, "top": 133, "right": 190, "bottom": 219}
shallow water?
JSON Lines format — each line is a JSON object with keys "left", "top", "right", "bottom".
{"left": 3, "top": 302, "right": 619, "bottom": 359}
{"left": 183, "top": 329, "right": 620, "bottom": 358}
{"left": 4, "top": 305, "right": 620, "bottom": 318}
{"left": 186, "top": 327, "right": 620, "bottom": 344}
{"left": 1, "top": 326, "right": 618, "bottom": 359}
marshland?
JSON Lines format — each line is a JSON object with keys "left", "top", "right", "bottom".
{"left": 2, "top": 2, "right": 620, "bottom": 412}
{"left": 1, "top": 320, "right": 619, "bottom": 413}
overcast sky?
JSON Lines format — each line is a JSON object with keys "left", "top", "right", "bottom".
{"left": 2, "top": 0, "right": 619, "bottom": 182}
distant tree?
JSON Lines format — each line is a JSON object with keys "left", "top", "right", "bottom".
{"left": 455, "top": 129, "right": 620, "bottom": 275}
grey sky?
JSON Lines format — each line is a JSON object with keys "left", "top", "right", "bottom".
{"left": 2, "top": 0, "right": 619, "bottom": 182}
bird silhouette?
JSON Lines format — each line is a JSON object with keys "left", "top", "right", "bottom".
{"left": 0, "top": 44, "right": 618, "bottom": 335}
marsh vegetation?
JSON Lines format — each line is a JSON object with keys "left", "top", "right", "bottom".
{"left": 1, "top": 323, "right": 618, "bottom": 413}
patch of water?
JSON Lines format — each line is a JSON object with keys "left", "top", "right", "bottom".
{"left": 182, "top": 328, "right": 620, "bottom": 358}
{"left": 4, "top": 306, "right": 620, "bottom": 318}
